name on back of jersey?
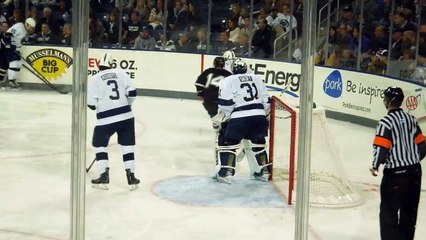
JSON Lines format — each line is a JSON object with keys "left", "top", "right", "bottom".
{"left": 101, "top": 73, "right": 118, "bottom": 80}
{"left": 239, "top": 76, "right": 252, "bottom": 82}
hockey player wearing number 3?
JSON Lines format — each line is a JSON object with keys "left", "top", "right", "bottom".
{"left": 87, "top": 53, "right": 140, "bottom": 190}
{"left": 371, "top": 86, "right": 426, "bottom": 240}
{"left": 212, "top": 59, "right": 271, "bottom": 184}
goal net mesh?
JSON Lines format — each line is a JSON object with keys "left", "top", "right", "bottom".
{"left": 269, "top": 96, "right": 363, "bottom": 207}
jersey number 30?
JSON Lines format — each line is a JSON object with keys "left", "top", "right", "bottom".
{"left": 107, "top": 80, "right": 120, "bottom": 100}
{"left": 241, "top": 83, "right": 258, "bottom": 101}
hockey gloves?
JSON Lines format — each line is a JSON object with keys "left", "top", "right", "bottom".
{"left": 212, "top": 111, "right": 226, "bottom": 133}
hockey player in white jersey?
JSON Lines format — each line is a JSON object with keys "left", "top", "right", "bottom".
{"left": 88, "top": 53, "right": 140, "bottom": 190}
{"left": 212, "top": 59, "right": 271, "bottom": 184}
{"left": 222, "top": 50, "right": 237, "bottom": 73}
{"left": 1, "top": 18, "right": 36, "bottom": 89}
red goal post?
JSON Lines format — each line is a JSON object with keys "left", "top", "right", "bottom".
{"left": 267, "top": 96, "right": 363, "bottom": 207}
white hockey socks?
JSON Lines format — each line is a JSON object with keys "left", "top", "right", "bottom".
{"left": 122, "top": 145, "right": 135, "bottom": 173}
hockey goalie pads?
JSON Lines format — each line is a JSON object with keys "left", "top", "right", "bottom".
{"left": 243, "top": 140, "right": 271, "bottom": 181}
{"left": 214, "top": 144, "right": 239, "bottom": 184}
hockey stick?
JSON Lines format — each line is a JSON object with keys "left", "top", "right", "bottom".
{"left": 20, "top": 56, "right": 69, "bottom": 94}
{"left": 86, "top": 157, "right": 96, "bottom": 173}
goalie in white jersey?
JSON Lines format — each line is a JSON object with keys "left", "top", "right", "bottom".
{"left": 1, "top": 18, "right": 36, "bottom": 89}
{"left": 212, "top": 59, "right": 271, "bottom": 184}
{"left": 87, "top": 53, "right": 140, "bottom": 190}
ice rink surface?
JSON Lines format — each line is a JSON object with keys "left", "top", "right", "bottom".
{"left": 1, "top": 90, "right": 426, "bottom": 240}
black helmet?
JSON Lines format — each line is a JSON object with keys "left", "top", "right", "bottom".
{"left": 213, "top": 57, "right": 225, "bottom": 68}
{"left": 383, "top": 86, "right": 404, "bottom": 107}
{"left": 232, "top": 58, "right": 247, "bottom": 74}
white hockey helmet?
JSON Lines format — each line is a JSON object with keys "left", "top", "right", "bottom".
{"left": 25, "top": 18, "right": 36, "bottom": 28}
{"left": 222, "top": 50, "right": 236, "bottom": 61}
{"left": 99, "top": 53, "right": 113, "bottom": 68}
{"left": 232, "top": 58, "right": 247, "bottom": 74}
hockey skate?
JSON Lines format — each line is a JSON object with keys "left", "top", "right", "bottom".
{"left": 7, "top": 80, "right": 21, "bottom": 90}
{"left": 126, "top": 169, "right": 140, "bottom": 191}
{"left": 91, "top": 168, "right": 110, "bottom": 190}
{"left": 215, "top": 170, "right": 233, "bottom": 184}
{"left": 253, "top": 167, "right": 269, "bottom": 182}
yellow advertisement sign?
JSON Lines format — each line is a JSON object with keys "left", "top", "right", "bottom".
{"left": 25, "top": 48, "right": 73, "bottom": 81}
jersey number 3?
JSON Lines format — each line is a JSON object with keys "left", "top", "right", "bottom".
{"left": 241, "top": 83, "right": 258, "bottom": 101}
{"left": 107, "top": 80, "right": 120, "bottom": 100}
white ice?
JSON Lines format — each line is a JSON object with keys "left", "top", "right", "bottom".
{"left": 1, "top": 90, "right": 426, "bottom": 240}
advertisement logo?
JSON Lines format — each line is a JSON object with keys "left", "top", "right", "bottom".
{"left": 406, "top": 95, "right": 420, "bottom": 111}
{"left": 323, "top": 70, "right": 343, "bottom": 98}
{"left": 26, "top": 48, "right": 73, "bottom": 81}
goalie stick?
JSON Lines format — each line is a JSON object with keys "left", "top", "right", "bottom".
{"left": 20, "top": 56, "right": 69, "bottom": 94}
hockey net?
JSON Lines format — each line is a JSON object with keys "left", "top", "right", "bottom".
{"left": 268, "top": 96, "right": 363, "bottom": 207}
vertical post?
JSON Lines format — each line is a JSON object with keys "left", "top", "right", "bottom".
{"left": 206, "top": 0, "right": 212, "bottom": 54}
{"left": 70, "top": 0, "right": 90, "bottom": 239}
{"left": 294, "top": 0, "right": 316, "bottom": 240}
{"left": 118, "top": 0, "right": 123, "bottom": 47}
{"left": 386, "top": 0, "right": 396, "bottom": 75}
{"left": 324, "top": 0, "right": 331, "bottom": 65}
{"left": 248, "top": 0, "right": 254, "bottom": 57}
{"left": 356, "top": 0, "right": 364, "bottom": 70}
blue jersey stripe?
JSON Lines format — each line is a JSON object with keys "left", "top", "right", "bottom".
{"left": 234, "top": 103, "right": 264, "bottom": 112}
{"left": 97, "top": 105, "right": 132, "bottom": 119}
{"left": 218, "top": 98, "right": 235, "bottom": 106}
{"left": 128, "top": 90, "right": 137, "bottom": 97}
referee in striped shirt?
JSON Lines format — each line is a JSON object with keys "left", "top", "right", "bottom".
{"left": 372, "top": 86, "right": 426, "bottom": 240}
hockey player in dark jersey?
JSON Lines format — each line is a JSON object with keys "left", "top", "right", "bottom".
{"left": 195, "top": 56, "right": 232, "bottom": 121}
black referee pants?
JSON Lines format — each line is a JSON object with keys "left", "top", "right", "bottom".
{"left": 380, "top": 164, "right": 422, "bottom": 240}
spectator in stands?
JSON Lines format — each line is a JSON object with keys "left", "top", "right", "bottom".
{"left": 34, "top": 22, "right": 56, "bottom": 45}
{"left": 132, "top": 0, "right": 150, "bottom": 24}
{"left": 399, "top": 48, "right": 415, "bottom": 61}
{"left": 58, "top": 22, "right": 71, "bottom": 46}
{"left": 122, "top": 11, "right": 143, "bottom": 46}
{"left": 390, "top": 28, "right": 404, "bottom": 60}
{"left": 227, "top": 17, "right": 240, "bottom": 43}
{"left": 28, "top": 6, "right": 40, "bottom": 25}
{"left": 292, "top": 38, "right": 302, "bottom": 63}
{"left": 167, "top": 0, "right": 189, "bottom": 31}
{"left": 91, "top": 0, "right": 115, "bottom": 15}
{"left": 392, "top": 10, "right": 416, "bottom": 32}
{"left": 355, "top": 0, "right": 378, "bottom": 30}
{"left": 349, "top": 26, "right": 371, "bottom": 56}
{"left": 337, "top": 5, "right": 358, "bottom": 29}
{"left": 370, "top": 24, "right": 388, "bottom": 53}
{"left": 155, "top": 31, "right": 175, "bottom": 51}
{"left": 187, "top": 2, "right": 202, "bottom": 29}
{"left": 252, "top": 17, "right": 272, "bottom": 58}
{"left": 272, "top": 3, "right": 297, "bottom": 33}
{"left": 8, "top": 8, "right": 23, "bottom": 25}
{"left": 318, "top": 25, "right": 337, "bottom": 53}
{"left": 134, "top": 25, "right": 156, "bottom": 50}
{"left": 258, "top": 6, "right": 273, "bottom": 27}
{"left": 240, "top": 17, "right": 255, "bottom": 36}
{"left": 149, "top": 0, "right": 163, "bottom": 24}
{"left": 54, "top": 0, "right": 71, "bottom": 23}
{"left": 238, "top": 5, "right": 249, "bottom": 27}
{"left": 234, "top": 32, "right": 250, "bottom": 57}
{"left": 271, "top": 3, "right": 296, "bottom": 57}
{"left": 195, "top": 27, "right": 207, "bottom": 53}
{"left": 213, "top": 30, "right": 236, "bottom": 55}
{"left": 335, "top": 23, "right": 353, "bottom": 49}
{"left": 401, "top": 30, "right": 416, "bottom": 52}
{"left": 0, "top": 21, "right": 9, "bottom": 37}
{"left": 39, "top": 7, "right": 62, "bottom": 35}
{"left": 325, "top": 46, "right": 356, "bottom": 70}
{"left": 364, "top": 49, "right": 388, "bottom": 74}
{"left": 89, "top": 12, "right": 106, "bottom": 47}
{"left": 230, "top": 3, "right": 240, "bottom": 20}
{"left": 104, "top": 11, "right": 119, "bottom": 45}
{"left": 175, "top": 30, "right": 194, "bottom": 53}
